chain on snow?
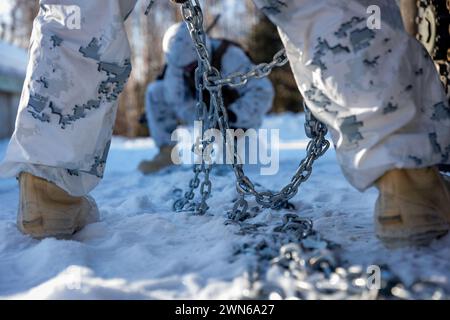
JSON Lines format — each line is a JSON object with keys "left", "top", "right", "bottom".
{"left": 172, "top": 0, "right": 330, "bottom": 219}
{"left": 164, "top": 0, "right": 449, "bottom": 300}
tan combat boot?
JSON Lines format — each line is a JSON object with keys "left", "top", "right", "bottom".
{"left": 18, "top": 172, "right": 100, "bottom": 239}
{"left": 375, "top": 168, "right": 450, "bottom": 246}
{"left": 138, "top": 145, "right": 174, "bottom": 174}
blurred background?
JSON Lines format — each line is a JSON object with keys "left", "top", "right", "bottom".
{"left": 0, "top": 0, "right": 303, "bottom": 139}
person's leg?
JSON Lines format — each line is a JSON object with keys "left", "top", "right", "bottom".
{"left": 253, "top": 0, "right": 450, "bottom": 243}
{"left": 0, "top": 0, "right": 137, "bottom": 237}
{"left": 139, "top": 81, "right": 178, "bottom": 174}
{"left": 0, "top": 0, "right": 137, "bottom": 196}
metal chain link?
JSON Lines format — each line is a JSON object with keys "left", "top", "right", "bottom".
{"left": 163, "top": 0, "right": 448, "bottom": 300}
{"left": 173, "top": 0, "right": 330, "bottom": 219}
{"left": 208, "top": 50, "right": 288, "bottom": 89}
{"left": 173, "top": 60, "right": 215, "bottom": 215}
{"left": 227, "top": 211, "right": 449, "bottom": 300}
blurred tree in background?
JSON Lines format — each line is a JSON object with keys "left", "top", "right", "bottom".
{"left": 0, "top": 0, "right": 39, "bottom": 47}
{"left": 115, "top": 0, "right": 180, "bottom": 137}
{"left": 246, "top": 15, "right": 303, "bottom": 114}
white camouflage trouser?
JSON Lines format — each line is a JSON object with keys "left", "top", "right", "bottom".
{"left": 0, "top": 0, "right": 449, "bottom": 196}
{"left": 0, "top": 0, "right": 137, "bottom": 196}
{"left": 254, "top": 0, "right": 450, "bottom": 190}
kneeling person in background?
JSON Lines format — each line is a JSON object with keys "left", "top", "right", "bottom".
{"left": 138, "top": 23, "right": 275, "bottom": 174}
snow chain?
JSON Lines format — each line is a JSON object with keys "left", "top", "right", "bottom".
{"left": 416, "top": 0, "right": 450, "bottom": 172}
{"left": 417, "top": 0, "right": 450, "bottom": 99}
{"left": 171, "top": 0, "right": 330, "bottom": 218}
{"left": 159, "top": 0, "right": 449, "bottom": 299}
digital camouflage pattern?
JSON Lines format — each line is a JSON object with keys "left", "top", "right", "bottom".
{"left": 0, "top": 0, "right": 449, "bottom": 195}
{"left": 147, "top": 35, "right": 275, "bottom": 147}
{"left": 0, "top": 0, "right": 137, "bottom": 196}
{"left": 253, "top": 0, "right": 450, "bottom": 190}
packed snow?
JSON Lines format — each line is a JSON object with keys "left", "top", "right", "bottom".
{"left": 0, "top": 113, "right": 449, "bottom": 299}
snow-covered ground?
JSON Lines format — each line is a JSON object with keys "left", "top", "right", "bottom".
{"left": 0, "top": 113, "right": 449, "bottom": 299}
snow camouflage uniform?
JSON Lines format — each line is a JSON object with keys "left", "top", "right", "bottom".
{"left": 0, "top": 0, "right": 449, "bottom": 197}
{"left": 254, "top": 0, "right": 450, "bottom": 190}
{"left": 146, "top": 24, "right": 274, "bottom": 148}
